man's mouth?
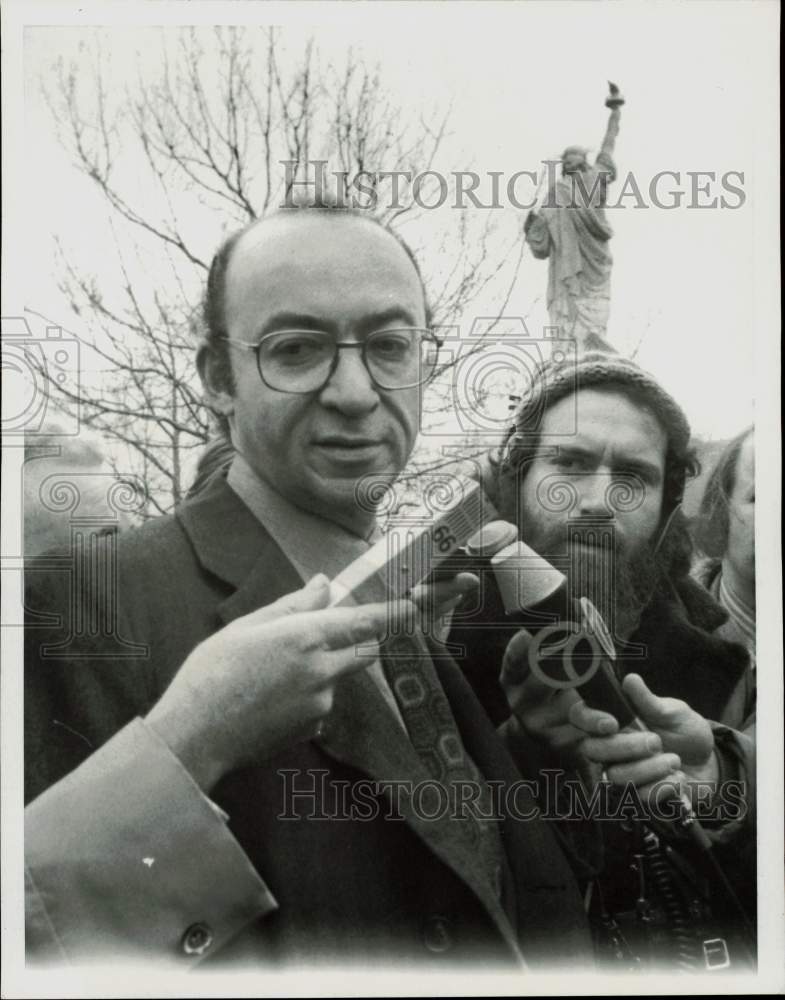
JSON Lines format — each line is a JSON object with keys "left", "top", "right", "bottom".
{"left": 316, "top": 436, "right": 381, "bottom": 448}
{"left": 312, "top": 437, "right": 385, "bottom": 462}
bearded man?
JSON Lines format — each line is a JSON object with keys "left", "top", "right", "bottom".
{"left": 447, "top": 353, "right": 755, "bottom": 966}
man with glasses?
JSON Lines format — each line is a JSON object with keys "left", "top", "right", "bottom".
{"left": 24, "top": 207, "right": 592, "bottom": 970}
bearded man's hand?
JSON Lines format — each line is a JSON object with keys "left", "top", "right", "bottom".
{"left": 568, "top": 673, "right": 719, "bottom": 807}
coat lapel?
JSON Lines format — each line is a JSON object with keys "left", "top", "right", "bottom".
{"left": 176, "top": 475, "right": 521, "bottom": 958}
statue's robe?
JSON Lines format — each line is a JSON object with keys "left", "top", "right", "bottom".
{"left": 525, "top": 152, "right": 617, "bottom": 353}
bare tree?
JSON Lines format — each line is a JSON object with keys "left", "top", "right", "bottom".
{"left": 37, "top": 26, "right": 528, "bottom": 514}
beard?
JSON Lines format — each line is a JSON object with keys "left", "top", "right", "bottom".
{"left": 523, "top": 517, "right": 663, "bottom": 641}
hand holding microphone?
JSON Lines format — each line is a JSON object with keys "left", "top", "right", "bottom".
{"left": 483, "top": 524, "right": 753, "bottom": 947}
{"left": 432, "top": 519, "right": 719, "bottom": 821}
{"left": 485, "top": 529, "right": 718, "bottom": 838}
{"left": 569, "top": 673, "right": 719, "bottom": 808}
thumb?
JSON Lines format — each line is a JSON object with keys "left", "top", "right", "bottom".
{"left": 622, "top": 673, "right": 685, "bottom": 728}
{"left": 501, "top": 628, "right": 557, "bottom": 707}
{"left": 251, "top": 574, "right": 332, "bottom": 625}
{"left": 501, "top": 628, "right": 535, "bottom": 684}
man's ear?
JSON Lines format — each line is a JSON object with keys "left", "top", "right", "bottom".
{"left": 197, "top": 342, "right": 235, "bottom": 417}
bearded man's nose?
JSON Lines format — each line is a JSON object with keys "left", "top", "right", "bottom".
{"left": 576, "top": 478, "right": 610, "bottom": 516}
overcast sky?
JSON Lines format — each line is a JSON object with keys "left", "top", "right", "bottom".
{"left": 11, "top": 0, "right": 780, "bottom": 439}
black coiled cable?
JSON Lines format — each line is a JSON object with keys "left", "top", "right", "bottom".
{"left": 641, "top": 825, "right": 700, "bottom": 972}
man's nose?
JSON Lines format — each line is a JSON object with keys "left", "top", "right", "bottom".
{"left": 318, "top": 347, "right": 380, "bottom": 414}
{"left": 575, "top": 475, "right": 610, "bottom": 516}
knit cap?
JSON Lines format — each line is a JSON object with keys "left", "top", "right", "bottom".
{"left": 496, "top": 351, "right": 692, "bottom": 485}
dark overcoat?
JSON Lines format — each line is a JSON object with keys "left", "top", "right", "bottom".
{"left": 24, "top": 475, "right": 593, "bottom": 970}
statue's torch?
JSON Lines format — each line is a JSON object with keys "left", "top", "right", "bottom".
{"left": 605, "top": 81, "right": 625, "bottom": 109}
{"left": 600, "top": 82, "right": 624, "bottom": 166}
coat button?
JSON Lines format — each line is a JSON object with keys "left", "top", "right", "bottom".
{"left": 181, "top": 922, "right": 213, "bottom": 956}
{"left": 423, "top": 915, "right": 453, "bottom": 954}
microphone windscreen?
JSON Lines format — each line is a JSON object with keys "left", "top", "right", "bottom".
{"left": 490, "top": 540, "right": 567, "bottom": 614}
{"left": 465, "top": 520, "right": 519, "bottom": 557}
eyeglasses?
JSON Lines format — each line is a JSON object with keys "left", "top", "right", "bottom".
{"left": 220, "top": 328, "right": 441, "bottom": 395}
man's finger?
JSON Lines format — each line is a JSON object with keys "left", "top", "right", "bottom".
{"left": 502, "top": 629, "right": 559, "bottom": 704}
{"left": 534, "top": 690, "right": 583, "bottom": 726}
{"left": 635, "top": 773, "right": 688, "bottom": 813}
{"left": 512, "top": 671, "right": 585, "bottom": 713}
{"left": 299, "top": 603, "right": 391, "bottom": 650}
{"left": 604, "top": 753, "right": 681, "bottom": 788}
{"left": 410, "top": 573, "right": 480, "bottom": 614}
{"left": 320, "top": 642, "right": 382, "bottom": 680}
{"left": 568, "top": 700, "right": 620, "bottom": 737}
{"left": 581, "top": 730, "right": 663, "bottom": 764}
{"left": 501, "top": 628, "right": 536, "bottom": 682}
{"left": 249, "top": 574, "right": 332, "bottom": 626}
{"left": 548, "top": 724, "right": 586, "bottom": 752}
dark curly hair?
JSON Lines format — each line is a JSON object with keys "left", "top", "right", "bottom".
{"left": 693, "top": 426, "right": 754, "bottom": 558}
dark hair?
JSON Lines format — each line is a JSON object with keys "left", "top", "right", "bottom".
{"left": 201, "top": 204, "right": 432, "bottom": 426}
{"left": 186, "top": 436, "right": 236, "bottom": 499}
{"left": 599, "top": 381, "right": 701, "bottom": 521}
{"left": 694, "top": 426, "right": 754, "bottom": 558}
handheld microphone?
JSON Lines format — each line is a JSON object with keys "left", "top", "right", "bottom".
{"left": 424, "top": 519, "right": 519, "bottom": 584}
{"left": 449, "top": 528, "right": 754, "bottom": 952}
{"left": 490, "top": 538, "right": 709, "bottom": 844}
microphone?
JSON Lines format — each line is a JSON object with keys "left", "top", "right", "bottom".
{"left": 456, "top": 529, "right": 754, "bottom": 951}
{"left": 490, "top": 538, "right": 710, "bottom": 844}
{"left": 425, "top": 519, "right": 519, "bottom": 584}
{"left": 491, "top": 539, "right": 637, "bottom": 727}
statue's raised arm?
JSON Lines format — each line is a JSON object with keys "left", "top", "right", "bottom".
{"left": 596, "top": 81, "right": 625, "bottom": 180}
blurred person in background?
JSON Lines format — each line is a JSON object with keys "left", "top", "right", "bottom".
{"left": 23, "top": 426, "right": 133, "bottom": 557}
{"left": 692, "top": 427, "right": 755, "bottom": 734}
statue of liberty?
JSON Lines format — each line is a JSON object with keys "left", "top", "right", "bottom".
{"left": 524, "top": 83, "right": 625, "bottom": 354}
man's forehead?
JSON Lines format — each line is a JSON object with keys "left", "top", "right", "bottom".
{"left": 224, "top": 212, "right": 426, "bottom": 329}
{"left": 230, "top": 212, "right": 418, "bottom": 286}
{"left": 539, "top": 389, "right": 668, "bottom": 461}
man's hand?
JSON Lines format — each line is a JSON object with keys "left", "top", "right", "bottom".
{"left": 146, "top": 575, "right": 390, "bottom": 792}
{"left": 501, "top": 627, "right": 719, "bottom": 788}
{"left": 409, "top": 572, "right": 479, "bottom": 644}
{"left": 569, "top": 673, "right": 719, "bottom": 804}
{"left": 500, "top": 628, "right": 586, "bottom": 766}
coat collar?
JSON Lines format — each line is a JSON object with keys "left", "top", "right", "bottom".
{"left": 618, "top": 574, "right": 750, "bottom": 721}
{"left": 176, "top": 472, "right": 286, "bottom": 593}
{"left": 175, "top": 474, "right": 522, "bottom": 958}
